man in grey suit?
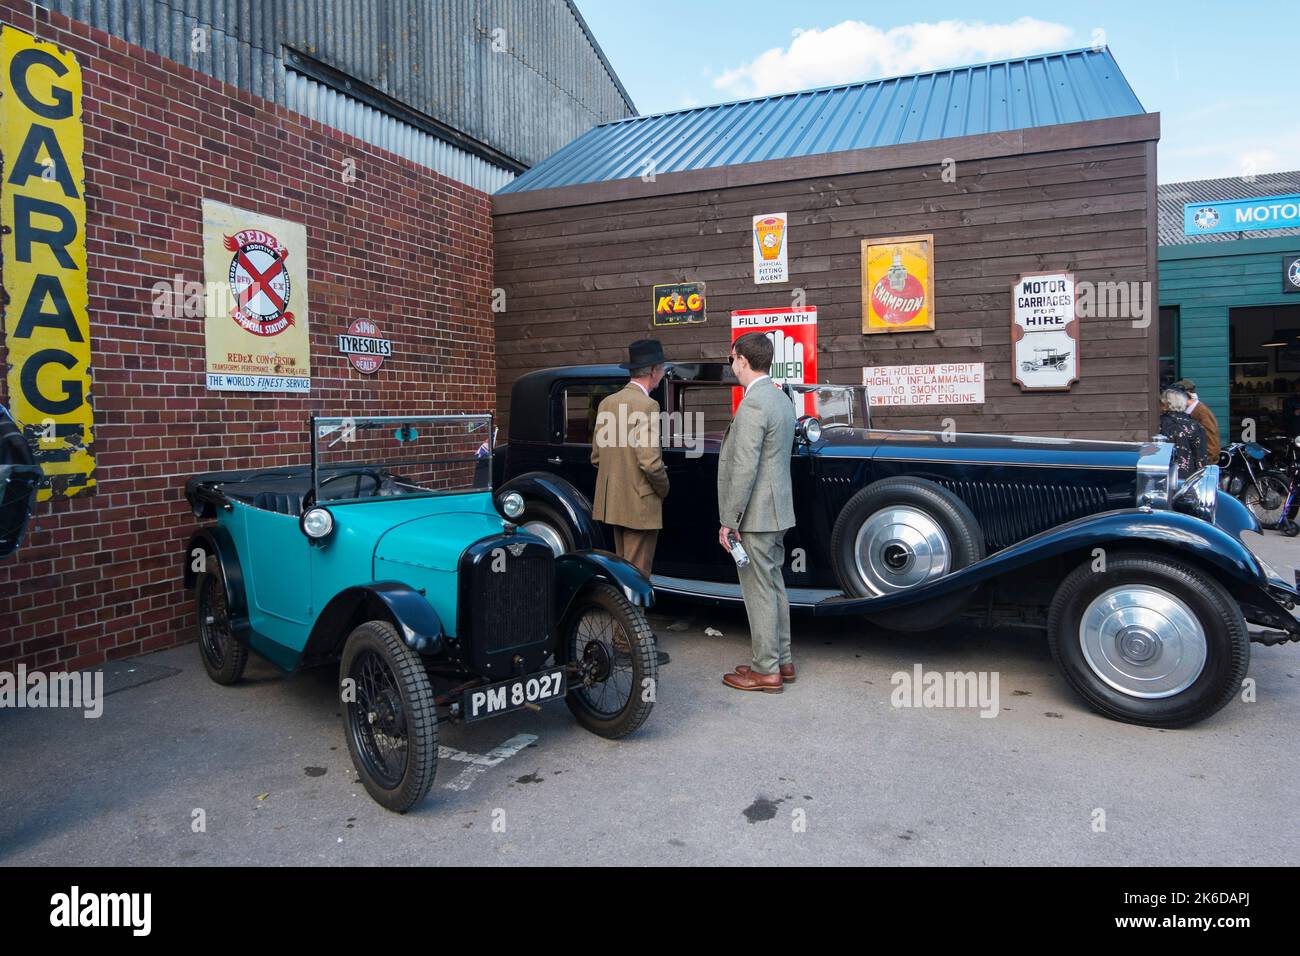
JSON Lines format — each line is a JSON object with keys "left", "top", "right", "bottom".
{"left": 718, "top": 333, "right": 797, "bottom": 694}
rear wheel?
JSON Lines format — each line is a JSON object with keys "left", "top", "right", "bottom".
{"left": 829, "top": 477, "right": 985, "bottom": 631}
{"left": 562, "top": 582, "right": 656, "bottom": 738}
{"left": 1241, "top": 471, "right": 1290, "bottom": 526}
{"left": 340, "top": 621, "right": 438, "bottom": 813}
{"left": 1047, "top": 552, "right": 1249, "bottom": 727}
{"left": 195, "top": 561, "right": 247, "bottom": 685}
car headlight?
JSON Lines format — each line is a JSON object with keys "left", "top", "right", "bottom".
{"left": 796, "top": 416, "right": 822, "bottom": 445}
{"left": 300, "top": 506, "right": 335, "bottom": 540}
{"left": 1173, "top": 465, "right": 1219, "bottom": 522}
{"left": 501, "top": 491, "right": 525, "bottom": 519}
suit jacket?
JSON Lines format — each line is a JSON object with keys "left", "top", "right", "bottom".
{"left": 1188, "top": 400, "right": 1220, "bottom": 462}
{"left": 718, "top": 377, "right": 796, "bottom": 532}
{"left": 590, "top": 383, "right": 669, "bottom": 530}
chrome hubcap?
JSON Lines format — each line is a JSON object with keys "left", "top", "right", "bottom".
{"left": 521, "top": 519, "right": 566, "bottom": 556}
{"left": 1079, "top": 585, "right": 1206, "bottom": 699}
{"left": 853, "top": 506, "right": 950, "bottom": 595}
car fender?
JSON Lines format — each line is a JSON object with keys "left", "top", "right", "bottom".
{"left": 555, "top": 550, "right": 654, "bottom": 622}
{"left": 497, "top": 471, "right": 605, "bottom": 549}
{"left": 183, "top": 526, "right": 252, "bottom": 642}
{"left": 814, "top": 507, "right": 1271, "bottom": 617}
{"left": 302, "top": 582, "right": 444, "bottom": 665}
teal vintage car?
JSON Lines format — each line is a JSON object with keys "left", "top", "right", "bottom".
{"left": 183, "top": 414, "right": 656, "bottom": 812}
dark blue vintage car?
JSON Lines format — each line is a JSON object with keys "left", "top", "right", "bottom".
{"left": 496, "top": 362, "right": 1300, "bottom": 728}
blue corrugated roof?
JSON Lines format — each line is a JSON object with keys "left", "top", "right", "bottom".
{"left": 498, "top": 47, "right": 1144, "bottom": 194}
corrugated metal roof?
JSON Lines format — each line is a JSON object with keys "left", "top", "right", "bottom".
{"left": 1158, "top": 171, "right": 1300, "bottom": 245}
{"left": 498, "top": 47, "right": 1145, "bottom": 193}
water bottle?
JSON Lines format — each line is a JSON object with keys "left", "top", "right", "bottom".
{"left": 728, "top": 532, "right": 749, "bottom": 568}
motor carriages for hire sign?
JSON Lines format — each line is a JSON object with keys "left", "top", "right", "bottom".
{"left": 1, "top": 26, "right": 95, "bottom": 500}
{"left": 1012, "top": 271, "right": 1079, "bottom": 391}
{"left": 202, "top": 199, "right": 311, "bottom": 392}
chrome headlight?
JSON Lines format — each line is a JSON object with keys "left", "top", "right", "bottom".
{"left": 500, "top": 491, "right": 525, "bottom": 519}
{"left": 1173, "top": 465, "right": 1219, "bottom": 522}
{"left": 796, "top": 416, "right": 822, "bottom": 445}
{"left": 300, "top": 506, "right": 335, "bottom": 540}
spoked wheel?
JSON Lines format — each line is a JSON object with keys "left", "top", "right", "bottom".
{"left": 1241, "top": 471, "right": 1290, "bottom": 526}
{"left": 563, "top": 582, "right": 656, "bottom": 738}
{"left": 195, "top": 562, "right": 247, "bottom": 685}
{"left": 340, "top": 621, "right": 438, "bottom": 813}
{"left": 1048, "top": 552, "right": 1249, "bottom": 727}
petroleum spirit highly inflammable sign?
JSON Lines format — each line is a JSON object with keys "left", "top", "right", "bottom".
{"left": 202, "top": 199, "right": 311, "bottom": 392}
{"left": 1, "top": 26, "right": 94, "bottom": 499}
{"left": 861, "top": 234, "right": 934, "bottom": 334}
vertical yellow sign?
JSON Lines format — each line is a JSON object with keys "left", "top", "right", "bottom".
{"left": 1, "top": 26, "right": 93, "bottom": 499}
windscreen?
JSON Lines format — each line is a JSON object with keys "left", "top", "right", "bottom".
{"left": 311, "top": 415, "right": 493, "bottom": 503}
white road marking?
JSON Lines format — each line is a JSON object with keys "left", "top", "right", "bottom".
{"left": 440, "top": 733, "right": 538, "bottom": 791}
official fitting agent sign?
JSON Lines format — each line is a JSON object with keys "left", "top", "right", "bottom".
{"left": 752, "top": 213, "right": 789, "bottom": 284}
{"left": 202, "top": 199, "right": 311, "bottom": 392}
{"left": 1, "top": 27, "right": 95, "bottom": 499}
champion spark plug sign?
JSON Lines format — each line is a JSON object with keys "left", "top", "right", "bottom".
{"left": 731, "top": 307, "right": 817, "bottom": 415}
{"left": 862, "top": 234, "right": 934, "bottom": 334}
{"left": 202, "top": 199, "right": 311, "bottom": 392}
{"left": 338, "top": 319, "right": 392, "bottom": 373}
{"left": 1, "top": 27, "right": 95, "bottom": 499}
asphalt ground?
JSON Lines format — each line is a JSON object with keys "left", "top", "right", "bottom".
{"left": 1, "top": 530, "right": 1296, "bottom": 866}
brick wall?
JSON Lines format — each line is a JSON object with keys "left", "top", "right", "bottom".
{"left": 0, "top": 1, "right": 496, "bottom": 670}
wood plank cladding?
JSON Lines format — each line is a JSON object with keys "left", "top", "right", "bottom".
{"left": 492, "top": 116, "right": 1161, "bottom": 441}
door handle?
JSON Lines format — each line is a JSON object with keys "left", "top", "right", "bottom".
{"left": 547, "top": 456, "right": 563, "bottom": 465}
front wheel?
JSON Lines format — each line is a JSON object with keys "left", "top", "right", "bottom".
{"left": 562, "top": 582, "right": 656, "bottom": 738}
{"left": 340, "top": 621, "right": 438, "bottom": 813}
{"left": 1047, "top": 552, "right": 1249, "bottom": 727}
{"left": 195, "top": 562, "right": 248, "bottom": 685}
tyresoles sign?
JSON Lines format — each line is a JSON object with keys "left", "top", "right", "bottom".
{"left": 1, "top": 26, "right": 94, "bottom": 499}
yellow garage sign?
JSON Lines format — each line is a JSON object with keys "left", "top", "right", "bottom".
{"left": 1, "top": 26, "right": 94, "bottom": 499}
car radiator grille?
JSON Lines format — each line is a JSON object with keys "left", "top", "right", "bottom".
{"left": 937, "top": 480, "right": 1111, "bottom": 552}
{"left": 468, "top": 547, "right": 554, "bottom": 659}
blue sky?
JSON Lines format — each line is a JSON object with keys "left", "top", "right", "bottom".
{"left": 573, "top": 0, "right": 1296, "bottom": 185}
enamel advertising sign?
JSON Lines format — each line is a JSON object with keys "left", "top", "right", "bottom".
{"left": 202, "top": 199, "right": 311, "bottom": 392}
{"left": 752, "top": 213, "right": 789, "bottom": 284}
{"left": 731, "top": 307, "right": 817, "bottom": 415}
{"left": 653, "top": 281, "right": 706, "bottom": 326}
{"left": 862, "top": 234, "right": 934, "bottom": 334}
{"left": 863, "top": 363, "right": 985, "bottom": 406}
{"left": 1, "top": 26, "right": 95, "bottom": 499}
{"left": 338, "top": 318, "right": 392, "bottom": 374}
{"left": 1011, "top": 271, "right": 1079, "bottom": 391}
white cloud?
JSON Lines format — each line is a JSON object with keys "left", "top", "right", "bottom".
{"left": 712, "top": 17, "right": 1075, "bottom": 99}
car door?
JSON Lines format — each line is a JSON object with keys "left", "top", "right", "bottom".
{"left": 545, "top": 378, "right": 622, "bottom": 501}
{"left": 240, "top": 505, "right": 314, "bottom": 637}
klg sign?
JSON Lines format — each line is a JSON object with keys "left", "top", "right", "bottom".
{"left": 653, "top": 281, "right": 706, "bottom": 326}
{"left": 1, "top": 26, "right": 94, "bottom": 499}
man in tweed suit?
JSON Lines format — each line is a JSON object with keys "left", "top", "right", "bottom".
{"left": 719, "top": 333, "right": 797, "bottom": 693}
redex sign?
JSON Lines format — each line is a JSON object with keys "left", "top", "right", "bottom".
{"left": 1, "top": 26, "right": 94, "bottom": 498}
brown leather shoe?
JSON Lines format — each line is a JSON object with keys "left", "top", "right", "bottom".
{"left": 735, "top": 663, "right": 796, "bottom": 684}
{"left": 722, "top": 668, "right": 784, "bottom": 693}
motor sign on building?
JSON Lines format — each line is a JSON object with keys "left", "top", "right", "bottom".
{"left": 863, "top": 363, "right": 985, "bottom": 406}
{"left": 1, "top": 26, "right": 95, "bottom": 499}
{"left": 1184, "top": 194, "right": 1300, "bottom": 236}
{"left": 1011, "top": 271, "right": 1079, "bottom": 391}
{"left": 202, "top": 200, "right": 311, "bottom": 392}
{"left": 731, "top": 307, "right": 817, "bottom": 414}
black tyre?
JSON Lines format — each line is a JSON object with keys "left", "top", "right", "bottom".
{"left": 340, "top": 620, "right": 438, "bottom": 813}
{"left": 519, "top": 500, "right": 576, "bottom": 556}
{"left": 1241, "top": 470, "right": 1290, "bottom": 527}
{"left": 195, "top": 562, "right": 248, "bottom": 685}
{"left": 1047, "top": 552, "right": 1249, "bottom": 727}
{"left": 1283, "top": 520, "right": 1300, "bottom": 538}
{"left": 829, "top": 477, "right": 985, "bottom": 631}
{"left": 562, "top": 582, "right": 656, "bottom": 738}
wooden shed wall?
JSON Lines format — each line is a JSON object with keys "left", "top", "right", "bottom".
{"left": 492, "top": 115, "right": 1160, "bottom": 441}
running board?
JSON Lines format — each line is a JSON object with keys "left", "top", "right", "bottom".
{"left": 650, "top": 574, "right": 841, "bottom": 609}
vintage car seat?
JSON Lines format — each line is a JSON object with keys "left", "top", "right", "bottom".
{"left": 252, "top": 490, "right": 304, "bottom": 515}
